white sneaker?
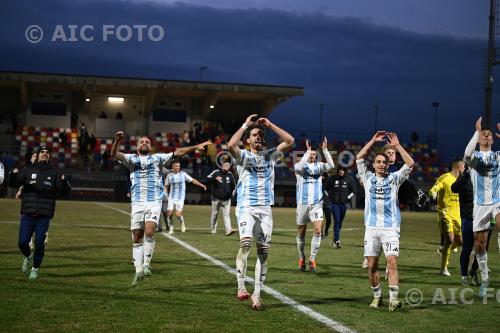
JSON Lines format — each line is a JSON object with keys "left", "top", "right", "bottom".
{"left": 210, "top": 229, "right": 217, "bottom": 234}
{"left": 440, "top": 268, "right": 451, "bottom": 276}
{"left": 168, "top": 228, "right": 174, "bottom": 235}
{"left": 225, "top": 229, "right": 235, "bottom": 236}
{"left": 181, "top": 223, "right": 186, "bottom": 233}
{"left": 22, "top": 255, "right": 33, "bottom": 273}
{"left": 461, "top": 276, "right": 469, "bottom": 286}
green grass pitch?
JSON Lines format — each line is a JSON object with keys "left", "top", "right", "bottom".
{"left": 1, "top": 198, "right": 500, "bottom": 333}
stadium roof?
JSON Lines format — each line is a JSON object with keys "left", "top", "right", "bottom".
{"left": 0, "top": 70, "right": 304, "bottom": 118}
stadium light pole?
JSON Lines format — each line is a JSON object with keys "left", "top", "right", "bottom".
{"left": 373, "top": 105, "right": 379, "bottom": 132}
{"left": 199, "top": 66, "right": 208, "bottom": 81}
{"left": 432, "top": 101, "right": 440, "bottom": 148}
{"left": 319, "top": 103, "right": 324, "bottom": 143}
{"left": 484, "top": 0, "right": 497, "bottom": 128}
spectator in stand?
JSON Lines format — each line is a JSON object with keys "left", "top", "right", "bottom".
{"left": 116, "top": 112, "right": 123, "bottom": 119}
{"left": 59, "top": 130, "right": 68, "bottom": 148}
{"left": 181, "top": 130, "right": 191, "bottom": 147}
{"left": 99, "top": 111, "right": 108, "bottom": 119}
{"left": 79, "top": 124, "right": 90, "bottom": 166}
{"left": 89, "top": 134, "right": 96, "bottom": 154}
{"left": 411, "top": 131, "right": 419, "bottom": 143}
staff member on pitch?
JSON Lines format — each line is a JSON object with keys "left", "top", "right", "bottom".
{"left": 9, "top": 146, "right": 71, "bottom": 280}
{"left": 206, "top": 158, "right": 236, "bottom": 235}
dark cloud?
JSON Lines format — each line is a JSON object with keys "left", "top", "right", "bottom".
{"left": 0, "top": 0, "right": 498, "bottom": 160}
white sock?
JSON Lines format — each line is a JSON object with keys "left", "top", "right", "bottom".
{"left": 371, "top": 284, "right": 382, "bottom": 298}
{"left": 132, "top": 243, "right": 144, "bottom": 273}
{"left": 143, "top": 236, "right": 155, "bottom": 266}
{"left": 296, "top": 234, "right": 305, "bottom": 259}
{"left": 177, "top": 215, "right": 185, "bottom": 224}
{"left": 476, "top": 251, "right": 489, "bottom": 282}
{"left": 389, "top": 285, "right": 399, "bottom": 302}
{"left": 236, "top": 239, "right": 252, "bottom": 290}
{"left": 167, "top": 216, "right": 173, "bottom": 229}
{"left": 310, "top": 233, "right": 321, "bottom": 260}
{"left": 254, "top": 246, "right": 269, "bottom": 297}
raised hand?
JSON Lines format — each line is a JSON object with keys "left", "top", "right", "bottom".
{"left": 321, "top": 137, "right": 328, "bottom": 150}
{"left": 305, "top": 139, "right": 312, "bottom": 152}
{"left": 386, "top": 132, "right": 400, "bottom": 147}
{"left": 475, "top": 117, "right": 482, "bottom": 132}
{"left": 115, "top": 131, "right": 124, "bottom": 142}
{"left": 196, "top": 140, "right": 212, "bottom": 151}
{"left": 245, "top": 114, "right": 259, "bottom": 126}
{"left": 256, "top": 118, "right": 272, "bottom": 128}
{"left": 372, "top": 131, "right": 386, "bottom": 143}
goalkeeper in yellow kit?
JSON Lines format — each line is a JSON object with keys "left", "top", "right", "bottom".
{"left": 428, "top": 157, "right": 465, "bottom": 277}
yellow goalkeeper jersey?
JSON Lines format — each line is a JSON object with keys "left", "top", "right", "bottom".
{"left": 428, "top": 172, "right": 461, "bottom": 221}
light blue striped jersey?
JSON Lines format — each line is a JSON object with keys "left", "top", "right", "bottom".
{"left": 295, "top": 162, "right": 332, "bottom": 205}
{"left": 357, "top": 159, "right": 412, "bottom": 229}
{"left": 467, "top": 150, "right": 500, "bottom": 205}
{"left": 235, "top": 148, "right": 280, "bottom": 207}
{"left": 165, "top": 171, "right": 193, "bottom": 202}
{"left": 123, "top": 153, "right": 173, "bottom": 203}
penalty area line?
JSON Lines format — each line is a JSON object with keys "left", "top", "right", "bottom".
{"left": 95, "top": 202, "right": 356, "bottom": 333}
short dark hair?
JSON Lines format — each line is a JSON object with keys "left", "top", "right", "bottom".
{"left": 451, "top": 157, "right": 463, "bottom": 168}
{"left": 243, "top": 124, "right": 265, "bottom": 142}
{"left": 481, "top": 127, "right": 493, "bottom": 134}
{"left": 373, "top": 153, "right": 389, "bottom": 163}
{"left": 172, "top": 159, "right": 181, "bottom": 165}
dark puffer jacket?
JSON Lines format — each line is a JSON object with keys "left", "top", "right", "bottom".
{"left": 9, "top": 162, "right": 71, "bottom": 218}
{"left": 451, "top": 170, "right": 473, "bottom": 220}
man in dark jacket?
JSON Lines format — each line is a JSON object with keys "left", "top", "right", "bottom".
{"left": 325, "top": 166, "right": 357, "bottom": 248}
{"left": 206, "top": 160, "right": 235, "bottom": 235}
{"left": 9, "top": 146, "right": 71, "bottom": 280}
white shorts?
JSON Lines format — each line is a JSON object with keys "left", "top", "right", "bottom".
{"left": 473, "top": 202, "right": 500, "bottom": 232}
{"left": 296, "top": 203, "right": 323, "bottom": 225}
{"left": 235, "top": 206, "right": 273, "bottom": 247}
{"left": 167, "top": 200, "right": 184, "bottom": 212}
{"left": 364, "top": 228, "right": 400, "bottom": 257}
{"left": 131, "top": 202, "right": 162, "bottom": 230}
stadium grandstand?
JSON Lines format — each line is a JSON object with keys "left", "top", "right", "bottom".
{"left": 0, "top": 71, "right": 448, "bottom": 206}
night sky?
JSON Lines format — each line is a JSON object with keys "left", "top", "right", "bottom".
{"left": 0, "top": 0, "right": 498, "bottom": 161}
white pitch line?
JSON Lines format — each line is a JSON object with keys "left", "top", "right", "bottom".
{"left": 96, "top": 202, "right": 356, "bottom": 333}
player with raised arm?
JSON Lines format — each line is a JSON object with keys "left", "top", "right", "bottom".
{"left": 228, "top": 114, "right": 294, "bottom": 310}
{"left": 294, "top": 137, "right": 334, "bottom": 272}
{"left": 111, "top": 131, "right": 210, "bottom": 287}
{"left": 356, "top": 131, "right": 414, "bottom": 312}
{"left": 463, "top": 117, "right": 500, "bottom": 297}
{"left": 164, "top": 159, "right": 206, "bottom": 234}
